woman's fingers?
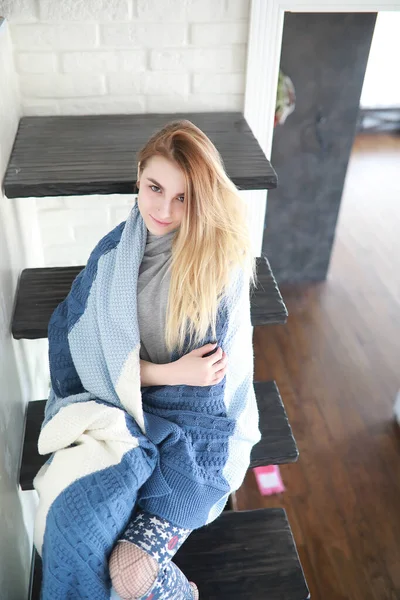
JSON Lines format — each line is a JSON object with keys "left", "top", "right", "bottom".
{"left": 206, "top": 348, "right": 228, "bottom": 385}
{"left": 213, "top": 354, "right": 228, "bottom": 381}
{"left": 212, "top": 371, "right": 226, "bottom": 384}
{"left": 214, "top": 352, "right": 227, "bottom": 370}
{"left": 210, "top": 347, "right": 223, "bottom": 362}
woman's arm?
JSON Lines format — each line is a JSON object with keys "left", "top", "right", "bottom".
{"left": 140, "top": 344, "right": 226, "bottom": 388}
{"left": 139, "top": 359, "right": 177, "bottom": 387}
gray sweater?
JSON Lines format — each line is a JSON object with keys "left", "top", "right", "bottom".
{"left": 138, "top": 227, "right": 178, "bottom": 365}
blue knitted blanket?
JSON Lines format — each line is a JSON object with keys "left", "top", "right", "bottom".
{"left": 33, "top": 200, "right": 261, "bottom": 599}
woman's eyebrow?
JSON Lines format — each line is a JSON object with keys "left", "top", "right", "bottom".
{"left": 146, "top": 177, "right": 185, "bottom": 196}
{"left": 147, "top": 177, "right": 163, "bottom": 189}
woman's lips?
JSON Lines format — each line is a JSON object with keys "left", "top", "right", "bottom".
{"left": 151, "top": 215, "right": 172, "bottom": 226}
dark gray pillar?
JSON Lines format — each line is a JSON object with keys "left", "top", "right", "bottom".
{"left": 263, "top": 12, "right": 377, "bottom": 283}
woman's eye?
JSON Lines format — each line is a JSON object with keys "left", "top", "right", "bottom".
{"left": 150, "top": 185, "right": 183, "bottom": 202}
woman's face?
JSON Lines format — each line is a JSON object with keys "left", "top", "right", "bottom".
{"left": 136, "top": 155, "right": 185, "bottom": 235}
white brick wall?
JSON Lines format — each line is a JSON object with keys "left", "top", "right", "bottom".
{"left": 2, "top": 0, "right": 250, "bottom": 116}
{"left": 35, "top": 194, "right": 136, "bottom": 266}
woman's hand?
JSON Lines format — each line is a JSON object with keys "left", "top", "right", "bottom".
{"left": 169, "top": 343, "right": 228, "bottom": 387}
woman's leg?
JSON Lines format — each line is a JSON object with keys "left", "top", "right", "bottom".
{"left": 109, "top": 509, "right": 199, "bottom": 600}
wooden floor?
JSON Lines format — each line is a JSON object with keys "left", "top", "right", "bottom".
{"left": 238, "top": 133, "right": 400, "bottom": 600}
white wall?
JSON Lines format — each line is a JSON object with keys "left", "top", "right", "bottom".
{"left": 360, "top": 11, "right": 400, "bottom": 108}
{"left": 0, "top": 18, "right": 39, "bottom": 600}
{"left": 35, "top": 193, "right": 135, "bottom": 265}
{"left": 3, "top": 0, "right": 250, "bottom": 116}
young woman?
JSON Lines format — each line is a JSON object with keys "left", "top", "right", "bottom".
{"left": 34, "top": 119, "right": 261, "bottom": 600}
{"left": 108, "top": 120, "right": 259, "bottom": 600}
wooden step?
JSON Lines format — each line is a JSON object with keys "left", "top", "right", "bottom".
{"left": 19, "top": 380, "right": 297, "bottom": 491}
{"left": 3, "top": 112, "right": 277, "bottom": 198}
{"left": 11, "top": 255, "right": 287, "bottom": 340}
{"left": 251, "top": 380, "right": 298, "bottom": 466}
{"left": 28, "top": 508, "right": 309, "bottom": 600}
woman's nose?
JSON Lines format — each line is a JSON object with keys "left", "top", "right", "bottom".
{"left": 157, "top": 202, "right": 172, "bottom": 217}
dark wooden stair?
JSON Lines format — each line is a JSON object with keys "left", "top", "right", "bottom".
{"left": 19, "top": 381, "right": 298, "bottom": 491}
{"left": 2, "top": 112, "right": 277, "bottom": 199}
{"left": 11, "top": 255, "right": 288, "bottom": 340}
{"left": 28, "top": 509, "right": 310, "bottom": 600}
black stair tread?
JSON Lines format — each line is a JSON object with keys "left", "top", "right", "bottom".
{"left": 252, "top": 255, "right": 288, "bottom": 326}
{"left": 19, "top": 380, "right": 297, "bottom": 491}
{"left": 29, "top": 508, "right": 309, "bottom": 600}
{"left": 251, "top": 380, "right": 298, "bottom": 466}
{"left": 11, "top": 255, "right": 287, "bottom": 340}
{"left": 2, "top": 112, "right": 277, "bottom": 198}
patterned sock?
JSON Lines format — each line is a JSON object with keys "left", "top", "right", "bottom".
{"left": 109, "top": 509, "right": 198, "bottom": 600}
{"left": 139, "top": 560, "right": 197, "bottom": 600}
{"left": 109, "top": 542, "right": 159, "bottom": 599}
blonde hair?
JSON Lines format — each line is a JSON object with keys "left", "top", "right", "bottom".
{"left": 135, "top": 119, "right": 258, "bottom": 355}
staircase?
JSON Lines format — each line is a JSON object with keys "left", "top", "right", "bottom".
{"left": 6, "top": 111, "right": 310, "bottom": 599}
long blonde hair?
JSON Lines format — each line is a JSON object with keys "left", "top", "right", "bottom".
{"left": 135, "top": 119, "right": 258, "bottom": 354}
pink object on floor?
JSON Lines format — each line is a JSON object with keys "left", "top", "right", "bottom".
{"left": 253, "top": 465, "right": 286, "bottom": 496}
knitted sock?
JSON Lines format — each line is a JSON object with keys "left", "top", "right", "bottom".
{"left": 109, "top": 509, "right": 198, "bottom": 600}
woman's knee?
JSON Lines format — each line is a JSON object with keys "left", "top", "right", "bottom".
{"left": 109, "top": 541, "right": 159, "bottom": 599}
